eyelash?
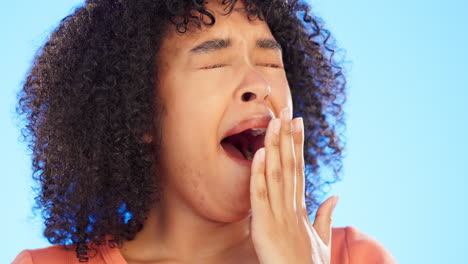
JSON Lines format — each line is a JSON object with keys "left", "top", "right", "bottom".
{"left": 201, "top": 63, "right": 282, "bottom": 69}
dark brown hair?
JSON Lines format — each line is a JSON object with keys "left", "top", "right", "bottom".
{"left": 17, "top": 0, "right": 346, "bottom": 261}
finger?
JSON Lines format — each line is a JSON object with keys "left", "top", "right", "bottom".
{"left": 292, "top": 117, "right": 306, "bottom": 213}
{"left": 250, "top": 148, "right": 271, "bottom": 216}
{"left": 279, "top": 107, "right": 296, "bottom": 212}
{"left": 312, "top": 196, "right": 339, "bottom": 246}
{"left": 265, "top": 117, "right": 284, "bottom": 215}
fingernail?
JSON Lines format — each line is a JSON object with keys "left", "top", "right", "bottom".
{"left": 293, "top": 117, "right": 303, "bottom": 132}
{"left": 255, "top": 148, "right": 265, "bottom": 162}
{"left": 272, "top": 118, "right": 281, "bottom": 134}
{"left": 280, "top": 106, "right": 291, "bottom": 121}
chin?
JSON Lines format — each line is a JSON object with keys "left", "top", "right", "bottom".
{"left": 215, "top": 206, "right": 252, "bottom": 223}
{"left": 199, "top": 189, "right": 252, "bottom": 223}
{"left": 218, "top": 191, "right": 252, "bottom": 223}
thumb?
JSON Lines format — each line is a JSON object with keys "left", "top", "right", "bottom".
{"left": 312, "top": 195, "right": 339, "bottom": 246}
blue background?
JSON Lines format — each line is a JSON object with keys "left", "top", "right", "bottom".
{"left": 1, "top": 0, "right": 467, "bottom": 263}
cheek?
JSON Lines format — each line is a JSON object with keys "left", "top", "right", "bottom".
{"left": 175, "top": 166, "right": 207, "bottom": 205}
{"left": 156, "top": 69, "right": 265, "bottom": 219}
{"left": 160, "top": 154, "right": 249, "bottom": 221}
{"left": 268, "top": 76, "right": 292, "bottom": 110}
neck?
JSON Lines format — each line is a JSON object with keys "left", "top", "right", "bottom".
{"left": 119, "top": 186, "right": 254, "bottom": 263}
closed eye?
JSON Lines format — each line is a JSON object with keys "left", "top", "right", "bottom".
{"left": 201, "top": 63, "right": 283, "bottom": 70}
{"left": 257, "top": 63, "right": 283, "bottom": 69}
{"left": 200, "top": 64, "right": 227, "bottom": 69}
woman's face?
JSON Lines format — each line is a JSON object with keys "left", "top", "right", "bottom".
{"left": 156, "top": 1, "right": 292, "bottom": 222}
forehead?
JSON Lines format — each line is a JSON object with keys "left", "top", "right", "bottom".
{"left": 159, "top": 2, "right": 275, "bottom": 56}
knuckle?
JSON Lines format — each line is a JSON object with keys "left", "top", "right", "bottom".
{"left": 255, "top": 189, "right": 268, "bottom": 200}
{"left": 286, "top": 157, "right": 296, "bottom": 170}
{"left": 315, "top": 209, "right": 324, "bottom": 218}
{"left": 293, "top": 131, "right": 303, "bottom": 144}
{"left": 269, "top": 133, "right": 280, "bottom": 147}
{"left": 269, "top": 169, "right": 282, "bottom": 183}
{"left": 296, "top": 160, "right": 305, "bottom": 172}
{"left": 281, "top": 126, "right": 293, "bottom": 135}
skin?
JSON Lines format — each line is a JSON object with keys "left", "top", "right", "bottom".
{"left": 119, "top": 1, "right": 338, "bottom": 263}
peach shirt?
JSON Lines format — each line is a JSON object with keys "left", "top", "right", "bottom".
{"left": 12, "top": 226, "right": 396, "bottom": 264}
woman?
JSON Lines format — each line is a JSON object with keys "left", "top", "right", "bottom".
{"left": 13, "top": 0, "right": 396, "bottom": 263}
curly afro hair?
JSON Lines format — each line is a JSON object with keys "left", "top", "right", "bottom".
{"left": 17, "top": 0, "right": 346, "bottom": 261}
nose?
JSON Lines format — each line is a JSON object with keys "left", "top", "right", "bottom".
{"left": 237, "top": 68, "right": 271, "bottom": 103}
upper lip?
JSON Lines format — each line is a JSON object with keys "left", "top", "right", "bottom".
{"left": 220, "top": 114, "right": 274, "bottom": 141}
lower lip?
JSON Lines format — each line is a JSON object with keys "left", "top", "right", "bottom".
{"left": 220, "top": 145, "right": 253, "bottom": 168}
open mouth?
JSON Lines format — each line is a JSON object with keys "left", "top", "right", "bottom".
{"left": 221, "top": 128, "right": 266, "bottom": 161}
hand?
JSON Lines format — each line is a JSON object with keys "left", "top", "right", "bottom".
{"left": 249, "top": 106, "right": 339, "bottom": 264}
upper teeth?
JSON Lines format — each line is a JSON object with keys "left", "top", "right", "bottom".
{"left": 249, "top": 128, "right": 266, "bottom": 136}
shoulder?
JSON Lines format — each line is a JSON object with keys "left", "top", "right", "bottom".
{"left": 331, "top": 226, "right": 397, "bottom": 264}
{"left": 11, "top": 242, "right": 120, "bottom": 264}
{"left": 12, "top": 245, "right": 76, "bottom": 264}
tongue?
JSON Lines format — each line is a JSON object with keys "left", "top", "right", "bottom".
{"left": 221, "top": 141, "right": 245, "bottom": 160}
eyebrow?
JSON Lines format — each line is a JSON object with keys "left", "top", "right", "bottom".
{"left": 189, "top": 38, "right": 282, "bottom": 54}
